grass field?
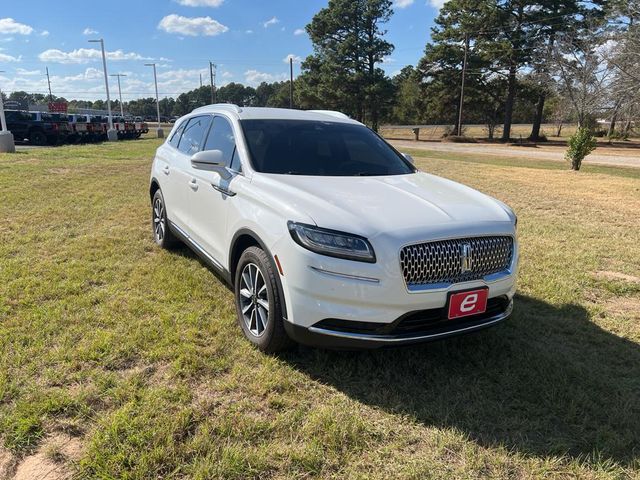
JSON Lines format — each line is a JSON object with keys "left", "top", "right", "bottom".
{"left": 380, "top": 123, "right": 583, "bottom": 142}
{"left": 380, "top": 123, "right": 640, "bottom": 144}
{"left": 1, "top": 138, "right": 639, "bottom": 479}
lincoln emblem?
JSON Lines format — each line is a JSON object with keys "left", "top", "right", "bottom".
{"left": 461, "top": 243, "right": 473, "bottom": 272}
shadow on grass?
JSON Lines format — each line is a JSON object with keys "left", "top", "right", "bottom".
{"left": 283, "top": 294, "right": 640, "bottom": 466}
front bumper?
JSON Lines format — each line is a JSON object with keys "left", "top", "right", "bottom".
{"left": 272, "top": 223, "right": 518, "bottom": 349}
{"left": 284, "top": 297, "right": 513, "bottom": 349}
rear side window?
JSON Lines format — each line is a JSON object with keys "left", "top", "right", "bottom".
{"left": 169, "top": 120, "right": 186, "bottom": 148}
{"left": 203, "top": 116, "right": 237, "bottom": 167}
{"left": 177, "top": 115, "right": 212, "bottom": 155}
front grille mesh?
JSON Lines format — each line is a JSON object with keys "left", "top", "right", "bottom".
{"left": 400, "top": 236, "right": 513, "bottom": 287}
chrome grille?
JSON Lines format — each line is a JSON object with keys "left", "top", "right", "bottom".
{"left": 400, "top": 236, "right": 514, "bottom": 288}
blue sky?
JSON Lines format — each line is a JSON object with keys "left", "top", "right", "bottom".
{"left": 0, "top": 0, "right": 443, "bottom": 101}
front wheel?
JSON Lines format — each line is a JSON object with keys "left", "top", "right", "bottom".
{"left": 234, "top": 247, "right": 293, "bottom": 352}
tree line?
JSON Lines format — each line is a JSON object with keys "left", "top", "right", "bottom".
{"left": 4, "top": 0, "right": 638, "bottom": 139}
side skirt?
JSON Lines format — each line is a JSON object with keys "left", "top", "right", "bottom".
{"left": 168, "top": 221, "right": 232, "bottom": 285}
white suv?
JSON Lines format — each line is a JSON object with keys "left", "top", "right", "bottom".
{"left": 150, "top": 105, "right": 518, "bottom": 351}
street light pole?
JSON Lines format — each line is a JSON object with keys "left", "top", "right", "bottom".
{"left": 89, "top": 38, "right": 117, "bottom": 141}
{"left": 145, "top": 63, "right": 164, "bottom": 138}
{"left": 110, "top": 73, "right": 127, "bottom": 117}
{"left": 0, "top": 71, "right": 16, "bottom": 153}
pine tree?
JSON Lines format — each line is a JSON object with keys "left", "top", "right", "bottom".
{"left": 298, "top": 0, "right": 395, "bottom": 130}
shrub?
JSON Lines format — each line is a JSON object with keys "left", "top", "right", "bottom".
{"left": 608, "top": 130, "right": 629, "bottom": 141}
{"left": 565, "top": 127, "right": 597, "bottom": 171}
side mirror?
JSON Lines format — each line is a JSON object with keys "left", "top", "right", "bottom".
{"left": 402, "top": 153, "right": 415, "bottom": 165}
{"left": 191, "top": 150, "right": 231, "bottom": 179}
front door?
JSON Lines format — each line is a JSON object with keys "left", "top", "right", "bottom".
{"left": 187, "top": 115, "right": 240, "bottom": 267}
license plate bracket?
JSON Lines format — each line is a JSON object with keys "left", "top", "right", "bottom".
{"left": 447, "top": 287, "right": 489, "bottom": 320}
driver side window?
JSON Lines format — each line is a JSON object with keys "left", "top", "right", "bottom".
{"left": 203, "top": 116, "right": 239, "bottom": 170}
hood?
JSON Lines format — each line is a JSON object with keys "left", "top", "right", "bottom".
{"left": 252, "top": 172, "right": 514, "bottom": 238}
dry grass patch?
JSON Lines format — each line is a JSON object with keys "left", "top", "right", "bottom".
{"left": 1, "top": 138, "right": 639, "bottom": 478}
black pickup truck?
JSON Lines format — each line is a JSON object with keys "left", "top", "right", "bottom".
{"left": 4, "top": 110, "right": 70, "bottom": 145}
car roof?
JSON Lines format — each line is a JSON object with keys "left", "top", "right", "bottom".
{"left": 189, "top": 104, "right": 362, "bottom": 125}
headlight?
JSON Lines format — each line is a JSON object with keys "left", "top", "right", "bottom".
{"left": 287, "top": 221, "right": 376, "bottom": 263}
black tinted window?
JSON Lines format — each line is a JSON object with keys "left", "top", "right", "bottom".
{"left": 177, "top": 116, "right": 211, "bottom": 155}
{"left": 240, "top": 120, "right": 414, "bottom": 176}
{"left": 204, "top": 116, "right": 236, "bottom": 167}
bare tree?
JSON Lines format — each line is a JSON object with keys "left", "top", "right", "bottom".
{"left": 551, "top": 29, "right": 615, "bottom": 128}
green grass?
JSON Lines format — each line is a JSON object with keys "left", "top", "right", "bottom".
{"left": 1, "top": 138, "right": 639, "bottom": 478}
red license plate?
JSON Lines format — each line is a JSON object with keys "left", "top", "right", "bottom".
{"left": 448, "top": 288, "right": 489, "bottom": 319}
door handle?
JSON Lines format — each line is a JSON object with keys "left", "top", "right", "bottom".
{"left": 189, "top": 178, "right": 199, "bottom": 191}
{"left": 211, "top": 184, "right": 236, "bottom": 196}
{"left": 162, "top": 166, "right": 170, "bottom": 175}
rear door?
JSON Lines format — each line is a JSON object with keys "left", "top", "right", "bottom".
{"left": 165, "top": 115, "right": 212, "bottom": 234}
{"left": 154, "top": 118, "right": 190, "bottom": 231}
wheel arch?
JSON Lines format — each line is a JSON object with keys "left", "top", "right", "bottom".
{"left": 229, "top": 228, "right": 288, "bottom": 320}
{"left": 149, "top": 177, "right": 161, "bottom": 200}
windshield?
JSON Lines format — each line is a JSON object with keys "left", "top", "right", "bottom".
{"left": 240, "top": 120, "right": 415, "bottom": 176}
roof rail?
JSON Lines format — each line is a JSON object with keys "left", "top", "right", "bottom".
{"left": 192, "top": 103, "right": 243, "bottom": 114}
{"left": 307, "top": 110, "right": 350, "bottom": 120}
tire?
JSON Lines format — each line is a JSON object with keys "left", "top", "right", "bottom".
{"left": 29, "top": 130, "right": 47, "bottom": 146}
{"left": 151, "top": 189, "right": 179, "bottom": 249}
{"left": 234, "top": 246, "right": 293, "bottom": 353}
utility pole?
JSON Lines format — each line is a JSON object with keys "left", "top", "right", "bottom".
{"left": 200, "top": 73, "right": 203, "bottom": 88}
{"left": 110, "top": 73, "right": 127, "bottom": 117}
{"left": 0, "top": 70, "right": 16, "bottom": 153}
{"left": 209, "top": 62, "right": 217, "bottom": 104}
{"left": 88, "top": 38, "right": 116, "bottom": 141}
{"left": 145, "top": 63, "right": 164, "bottom": 138}
{"left": 289, "top": 57, "right": 294, "bottom": 109}
{"left": 45, "top": 67, "right": 53, "bottom": 102}
{"left": 456, "top": 33, "right": 470, "bottom": 137}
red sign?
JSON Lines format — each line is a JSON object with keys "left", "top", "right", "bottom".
{"left": 49, "top": 102, "right": 68, "bottom": 113}
{"left": 448, "top": 288, "right": 488, "bottom": 320}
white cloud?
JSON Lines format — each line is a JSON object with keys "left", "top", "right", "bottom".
{"left": 0, "top": 52, "right": 20, "bottom": 62}
{"left": 428, "top": 0, "right": 447, "bottom": 9}
{"left": 245, "top": 29, "right": 253, "bottom": 34}
{"left": 40, "top": 30, "right": 50, "bottom": 37}
{"left": 394, "top": 0, "right": 415, "bottom": 7}
{"left": 244, "top": 69, "right": 287, "bottom": 86}
{"left": 293, "top": 28, "right": 305, "bottom": 36}
{"left": 158, "top": 14, "right": 228, "bottom": 36}
{"left": 382, "top": 56, "right": 396, "bottom": 64}
{"left": 15, "top": 68, "right": 40, "bottom": 75}
{"left": 283, "top": 54, "right": 301, "bottom": 64}
{"left": 83, "top": 27, "right": 99, "bottom": 35}
{"left": 0, "top": 18, "right": 34, "bottom": 35}
{"left": 222, "top": 71, "right": 233, "bottom": 78}
{"left": 38, "top": 48, "right": 150, "bottom": 64}
{"left": 83, "top": 67, "right": 103, "bottom": 80}
{"left": 263, "top": 17, "right": 279, "bottom": 28}
{"left": 175, "top": 0, "right": 224, "bottom": 6}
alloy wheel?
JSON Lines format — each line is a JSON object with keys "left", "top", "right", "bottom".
{"left": 239, "top": 263, "right": 269, "bottom": 337}
{"left": 153, "top": 197, "right": 165, "bottom": 242}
